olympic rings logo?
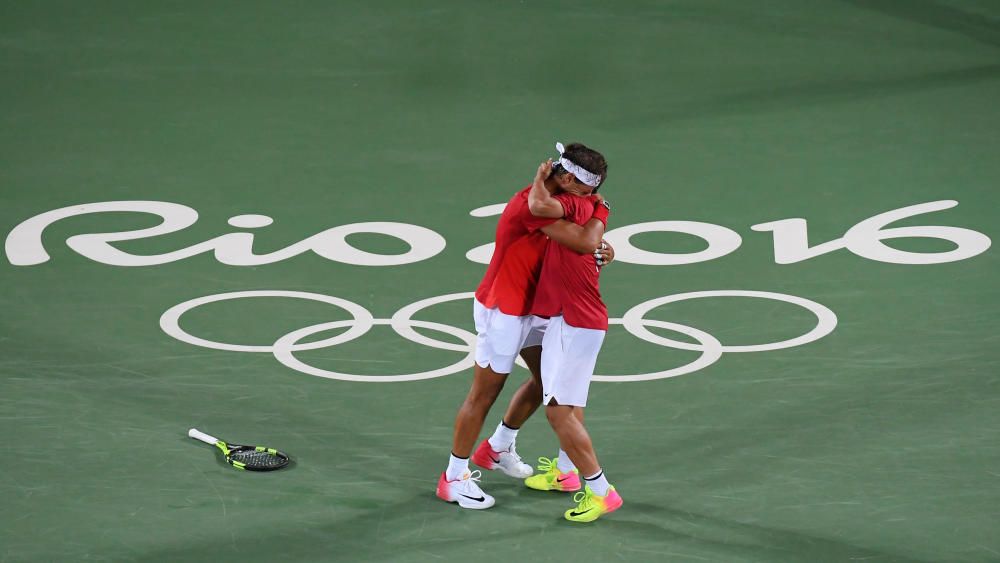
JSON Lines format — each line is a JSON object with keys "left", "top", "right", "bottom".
{"left": 159, "top": 290, "right": 838, "bottom": 383}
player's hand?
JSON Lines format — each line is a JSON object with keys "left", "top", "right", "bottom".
{"left": 534, "top": 159, "right": 553, "bottom": 186}
{"left": 595, "top": 240, "right": 614, "bottom": 268}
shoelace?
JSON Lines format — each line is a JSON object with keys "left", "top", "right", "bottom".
{"left": 506, "top": 443, "right": 524, "bottom": 464}
{"left": 459, "top": 470, "right": 485, "bottom": 494}
{"left": 572, "top": 489, "right": 596, "bottom": 512}
{"left": 535, "top": 456, "right": 557, "bottom": 473}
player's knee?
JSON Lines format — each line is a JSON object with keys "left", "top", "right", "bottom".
{"left": 525, "top": 378, "right": 543, "bottom": 401}
{"left": 522, "top": 375, "right": 541, "bottom": 393}
{"left": 545, "top": 403, "right": 569, "bottom": 426}
{"left": 466, "top": 386, "right": 500, "bottom": 410}
{"left": 466, "top": 380, "right": 503, "bottom": 409}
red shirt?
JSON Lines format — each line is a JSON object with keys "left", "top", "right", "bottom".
{"left": 531, "top": 193, "right": 609, "bottom": 330}
{"left": 475, "top": 187, "right": 557, "bottom": 316}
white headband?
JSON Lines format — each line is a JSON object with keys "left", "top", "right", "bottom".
{"left": 555, "top": 142, "right": 602, "bottom": 187}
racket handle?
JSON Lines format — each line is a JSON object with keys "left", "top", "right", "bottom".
{"left": 188, "top": 428, "right": 220, "bottom": 445}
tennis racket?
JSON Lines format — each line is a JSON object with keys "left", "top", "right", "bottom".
{"left": 188, "top": 428, "right": 290, "bottom": 471}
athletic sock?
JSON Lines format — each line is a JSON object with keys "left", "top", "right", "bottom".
{"left": 446, "top": 453, "right": 469, "bottom": 481}
{"left": 584, "top": 469, "right": 610, "bottom": 496}
{"left": 556, "top": 449, "right": 576, "bottom": 472}
{"left": 487, "top": 420, "right": 519, "bottom": 452}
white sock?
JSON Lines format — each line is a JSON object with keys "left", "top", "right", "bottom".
{"left": 585, "top": 469, "right": 610, "bottom": 496}
{"left": 487, "top": 420, "right": 519, "bottom": 452}
{"left": 556, "top": 449, "right": 576, "bottom": 472}
{"left": 446, "top": 454, "right": 469, "bottom": 481}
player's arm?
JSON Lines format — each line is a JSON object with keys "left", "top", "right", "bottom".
{"left": 540, "top": 219, "right": 605, "bottom": 254}
{"left": 527, "top": 159, "right": 564, "bottom": 218}
{"left": 540, "top": 197, "right": 611, "bottom": 254}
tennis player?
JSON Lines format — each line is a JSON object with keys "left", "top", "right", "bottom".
{"left": 436, "top": 148, "right": 612, "bottom": 510}
{"left": 523, "top": 145, "right": 624, "bottom": 523}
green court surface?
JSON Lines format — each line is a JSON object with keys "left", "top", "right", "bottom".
{"left": 2, "top": 1, "right": 999, "bottom": 562}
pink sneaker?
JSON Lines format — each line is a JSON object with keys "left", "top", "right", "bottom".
{"left": 471, "top": 439, "right": 533, "bottom": 478}
{"left": 436, "top": 470, "right": 495, "bottom": 509}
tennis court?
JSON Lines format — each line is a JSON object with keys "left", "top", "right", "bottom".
{"left": 2, "top": 1, "right": 998, "bottom": 561}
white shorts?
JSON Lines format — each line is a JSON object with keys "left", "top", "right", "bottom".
{"left": 540, "top": 315, "right": 606, "bottom": 407}
{"left": 473, "top": 300, "right": 548, "bottom": 374}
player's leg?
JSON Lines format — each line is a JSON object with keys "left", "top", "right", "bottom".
{"left": 438, "top": 302, "right": 522, "bottom": 508}
{"left": 545, "top": 403, "right": 598, "bottom": 476}
{"left": 525, "top": 318, "right": 591, "bottom": 492}
{"left": 524, "top": 404, "right": 584, "bottom": 492}
{"left": 471, "top": 328, "right": 544, "bottom": 477}
{"left": 473, "top": 348, "right": 539, "bottom": 469}
{"left": 545, "top": 402, "right": 622, "bottom": 522}
{"left": 436, "top": 363, "right": 506, "bottom": 509}
{"left": 537, "top": 316, "right": 622, "bottom": 522}
{"left": 481, "top": 344, "right": 542, "bottom": 447}
{"left": 500, "top": 315, "right": 549, "bottom": 430}
{"left": 500, "top": 346, "right": 544, "bottom": 428}
{"left": 452, "top": 363, "right": 507, "bottom": 458}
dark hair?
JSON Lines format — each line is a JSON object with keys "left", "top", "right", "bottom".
{"left": 556, "top": 142, "right": 608, "bottom": 189}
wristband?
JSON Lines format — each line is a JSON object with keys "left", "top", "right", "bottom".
{"left": 592, "top": 200, "right": 610, "bottom": 223}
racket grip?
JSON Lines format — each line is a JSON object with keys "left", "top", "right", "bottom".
{"left": 188, "top": 428, "right": 220, "bottom": 445}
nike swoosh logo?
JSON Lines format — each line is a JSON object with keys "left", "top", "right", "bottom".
{"left": 460, "top": 493, "right": 486, "bottom": 502}
{"left": 489, "top": 455, "right": 500, "bottom": 464}
{"left": 556, "top": 476, "right": 572, "bottom": 482}
{"left": 569, "top": 508, "right": 593, "bottom": 517}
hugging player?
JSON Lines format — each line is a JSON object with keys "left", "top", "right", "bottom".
{"left": 525, "top": 147, "right": 623, "bottom": 522}
{"left": 436, "top": 142, "right": 613, "bottom": 511}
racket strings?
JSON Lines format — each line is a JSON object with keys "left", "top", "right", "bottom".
{"left": 229, "top": 448, "right": 287, "bottom": 469}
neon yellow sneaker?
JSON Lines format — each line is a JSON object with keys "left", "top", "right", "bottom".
{"left": 524, "top": 456, "right": 581, "bottom": 492}
{"left": 564, "top": 485, "right": 623, "bottom": 523}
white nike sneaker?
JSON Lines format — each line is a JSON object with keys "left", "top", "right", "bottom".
{"left": 436, "top": 470, "right": 496, "bottom": 509}
{"left": 472, "top": 439, "right": 534, "bottom": 479}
